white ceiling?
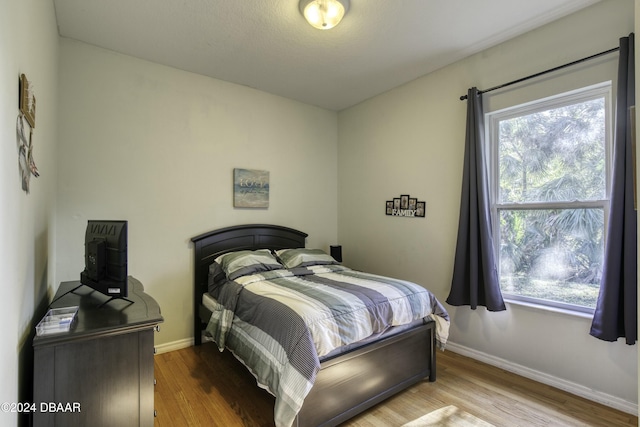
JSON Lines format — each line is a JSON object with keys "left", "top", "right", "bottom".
{"left": 52, "top": 0, "right": 600, "bottom": 111}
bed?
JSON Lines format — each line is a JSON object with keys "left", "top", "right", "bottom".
{"left": 191, "top": 224, "right": 449, "bottom": 427}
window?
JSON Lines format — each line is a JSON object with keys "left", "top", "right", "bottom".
{"left": 486, "top": 83, "right": 611, "bottom": 313}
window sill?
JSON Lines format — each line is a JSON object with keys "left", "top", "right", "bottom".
{"left": 503, "top": 298, "right": 594, "bottom": 320}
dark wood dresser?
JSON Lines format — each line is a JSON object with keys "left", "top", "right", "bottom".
{"left": 33, "top": 276, "right": 163, "bottom": 427}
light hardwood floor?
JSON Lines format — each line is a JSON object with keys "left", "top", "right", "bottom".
{"left": 153, "top": 343, "right": 637, "bottom": 427}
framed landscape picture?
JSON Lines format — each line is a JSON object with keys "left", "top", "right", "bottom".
{"left": 233, "top": 168, "right": 269, "bottom": 208}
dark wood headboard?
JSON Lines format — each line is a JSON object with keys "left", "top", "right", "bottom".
{"left": 191, "top": 224, "right": 307, "bottom": 342}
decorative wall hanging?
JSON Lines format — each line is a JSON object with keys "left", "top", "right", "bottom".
{"left": 19, "top": 74, "right": 36, "bottom": 128}
{"left": 17, "top": 73, "right": 39, "bottom": 193}
{"left": 385, "top": 194, "right": 425, "bottom": 218}
{"left": 233, "top": 168, "right": 269, "bottom": 208}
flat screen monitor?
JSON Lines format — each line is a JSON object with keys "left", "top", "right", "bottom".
{"left": 80, "top": 220, "right": 128, "bottom": 299}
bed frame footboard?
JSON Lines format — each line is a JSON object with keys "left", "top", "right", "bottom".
{"left": 295, "top": 321, "right": 436, "bottom": 427}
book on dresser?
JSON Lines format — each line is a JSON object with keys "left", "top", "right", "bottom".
{"left": 32, "top": 276, "right": 163, "bottom": 427}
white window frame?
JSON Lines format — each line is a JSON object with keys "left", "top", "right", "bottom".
{"left": 486, "top": 82, "right": 612, "bottom": 314}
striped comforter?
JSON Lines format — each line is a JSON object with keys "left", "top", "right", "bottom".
{"left": 205, "top": 264, "right": 449, "bottom": 427}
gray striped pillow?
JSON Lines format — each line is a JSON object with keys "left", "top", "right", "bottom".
{"left": 276, "top": 248, "right": 338, "bottom": 268}
{"left": 215, "top": 249, "right": 283, "bottom": 280}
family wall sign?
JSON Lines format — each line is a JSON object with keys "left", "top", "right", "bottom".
{"left": 385, "top": 194, "right": 425, "bottom": 218}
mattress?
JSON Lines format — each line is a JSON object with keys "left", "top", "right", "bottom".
{"left": 202, "top": 292, "right": 425, "bottom": 362}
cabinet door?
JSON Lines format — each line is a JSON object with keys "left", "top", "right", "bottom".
{"left": 52, "top": 333, "right": 141, "bottom": 427}
{"left": 139, "top": 329, "right": 155, "bottom": 426}
{"left": 33, "top": 347, "right": 55, "bottom": 427}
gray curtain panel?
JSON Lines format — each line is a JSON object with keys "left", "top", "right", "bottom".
{"left": 590, "top": 34, "right": 637, "bottom": 345}
{"left": 447, "top": 87, "right": 506, "bottom": 311}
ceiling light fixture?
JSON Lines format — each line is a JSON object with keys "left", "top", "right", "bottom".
{"left": 299, "top": 0, "right": 350, "bottom": 30}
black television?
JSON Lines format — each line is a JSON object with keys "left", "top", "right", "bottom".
{"left": 80, "top": 220, "right": 129, "bottom": 300}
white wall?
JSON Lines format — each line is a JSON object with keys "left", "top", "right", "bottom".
{"left": 338, "top": 0, "right": 637, "bottom": 413}
{"left": 56, "top": 39, "right": 338, "bottom": 347}
{"left": 1, "top": 0, "right": 635, "bottom": 421}
{"left": 0, "top": 0, "right": 59, "bottom": 425}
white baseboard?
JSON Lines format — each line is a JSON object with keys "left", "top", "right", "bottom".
{"left": 445, "top": 341, "right": 638, "bottom": 416}
{"left": 155, "top": 338, "right": 193, "bottom": 354}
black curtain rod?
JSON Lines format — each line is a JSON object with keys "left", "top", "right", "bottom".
{"left": 459, "top": 46, "right": 620, "bottom": 101}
